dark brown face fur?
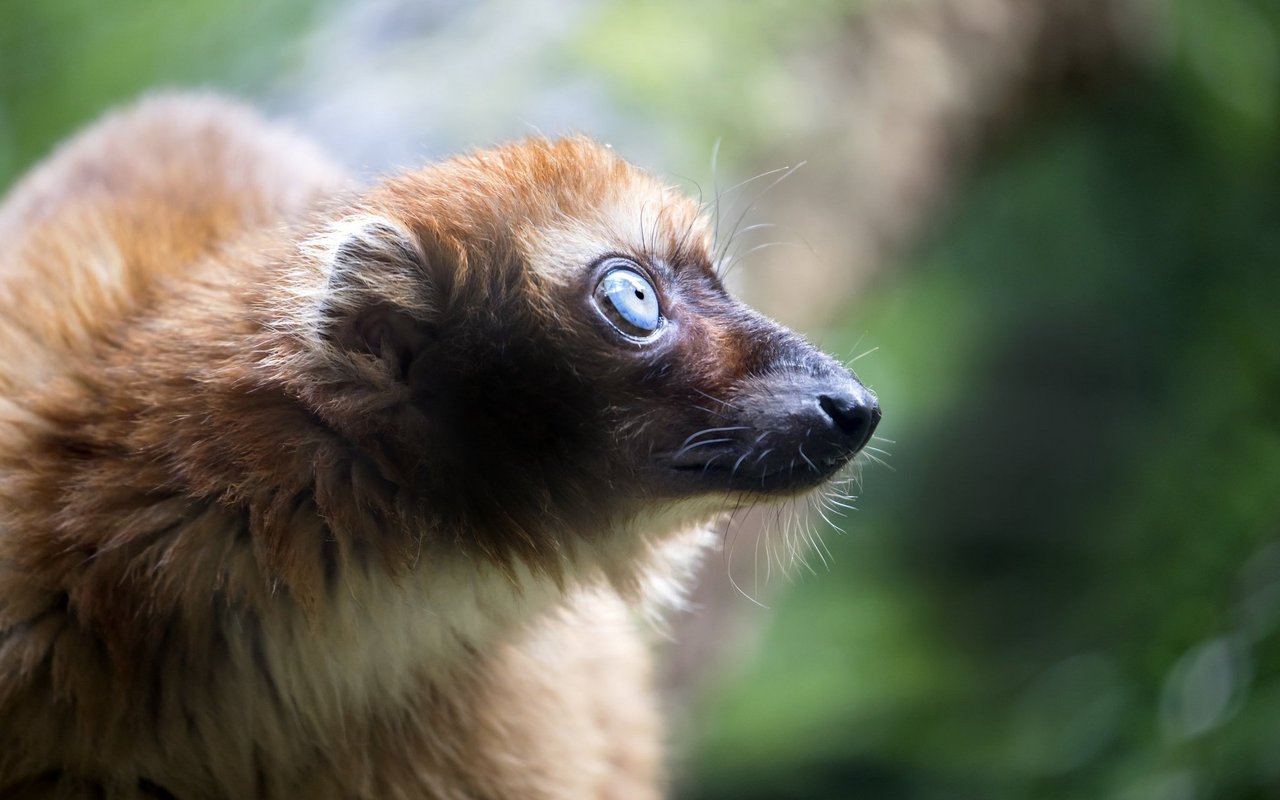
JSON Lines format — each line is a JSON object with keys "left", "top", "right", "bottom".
{"left": 315, "top": 138, "right": 881, "bottom": 565}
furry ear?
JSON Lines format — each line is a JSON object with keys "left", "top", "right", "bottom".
{"left": 319, "top": 216, "right": 434, "bottom": 372}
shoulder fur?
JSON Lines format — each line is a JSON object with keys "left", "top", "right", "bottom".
{"left": 0, "top": 92, "right": 347, "bottom": 395}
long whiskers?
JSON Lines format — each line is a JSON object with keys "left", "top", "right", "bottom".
{"left": 718, "top": 448, "right": 874, "bottom": 597}
{"left": 673, "top": 437, "right": 738, "bottom": 460}
{"left": 848, "top": 346, "right": 879, "bottom": 364}
{"left": 708, "top": 159, "right": 806, "bottom": 279}
{"left": 674, "top": 426, "right": 749, "bottom": 452}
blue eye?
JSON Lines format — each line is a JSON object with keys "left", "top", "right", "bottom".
{"left": 593, "top": 264, "right": 662, "bottom": 339}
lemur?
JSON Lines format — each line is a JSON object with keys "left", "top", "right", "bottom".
{"left": 0, "top": 94, "right": 880, "bottom": 799}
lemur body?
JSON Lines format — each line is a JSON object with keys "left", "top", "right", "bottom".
{"left": 0, "top": 95, "right": 879, "bottom": 799}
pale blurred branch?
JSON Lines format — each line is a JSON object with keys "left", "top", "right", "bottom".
{"left": 742, "top": 0, "right": 1163, "bottom": 327}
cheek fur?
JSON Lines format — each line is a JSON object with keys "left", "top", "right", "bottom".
{"left": 392, "top": 312, "right": 633, "bottom": 565}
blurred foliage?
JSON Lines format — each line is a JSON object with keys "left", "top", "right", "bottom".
{"left": 573, "top": 0, "right": 865, "bottom": 168}
{"left": 685, "top": 2, "right": 1280, "bottom": 798}
{"left": 0, "top": 0, "right": 325, "bottom": 187}
{"left": 1171, "top": 0, "right": 1280, "bottom": 155}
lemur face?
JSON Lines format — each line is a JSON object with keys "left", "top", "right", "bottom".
{"left": 569, "top": 250, "right": 878, "bottom": 498}
{"left": 318, "top": 137, "right": 878, "bottom": 557}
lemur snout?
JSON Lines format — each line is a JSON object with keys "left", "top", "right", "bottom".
{"left": 818, "top": 384, "right": 880, "bottom": 454}
{"left": 660, "top": 367, "right": 880, "bottom": 496}
{"left": 750, "top": 374, "right": 879, "bottom": 470}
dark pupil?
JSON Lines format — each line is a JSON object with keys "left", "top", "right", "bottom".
{"left": 634, "top": 289, "right": 645, "bottom": 300}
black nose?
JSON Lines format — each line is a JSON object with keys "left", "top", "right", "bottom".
{"left": 818, "top": 388, "right": 881, "bottom": 453}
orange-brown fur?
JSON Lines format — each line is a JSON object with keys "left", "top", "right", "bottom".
{"left": 0, "top": 94, "right": 708, "bottom": 799}
{"left": 0, "top": 92, "right": 878, "bottom": 799}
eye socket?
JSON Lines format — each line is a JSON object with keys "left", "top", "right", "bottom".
{"left": 592, "top": 261, "right": 663, "bottom": 340}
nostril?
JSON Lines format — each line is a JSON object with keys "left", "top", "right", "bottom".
{"left": 818, "top": 392, "right": 880, "bottom": 452}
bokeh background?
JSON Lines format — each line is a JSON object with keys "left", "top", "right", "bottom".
{"left": 3, "top": 1, "right": 1279, "bottom": 797}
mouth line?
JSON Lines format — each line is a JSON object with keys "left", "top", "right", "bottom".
{"left": 663, "top": 443, "right": 853, "bottom": 473}
{"left": 659, "top": 448, "right": 855, "bottom": 495}
{"left": 667, "top": 458, "right": 844, "bottom": 477}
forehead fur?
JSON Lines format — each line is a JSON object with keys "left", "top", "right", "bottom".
{"left": 367, "top": 137, "right": 712, "bottom": 285}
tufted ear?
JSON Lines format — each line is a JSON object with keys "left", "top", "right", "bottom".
{"left": 319, "top": 216, "right": 435, "bottom": 373}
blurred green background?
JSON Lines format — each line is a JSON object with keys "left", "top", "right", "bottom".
{"left": 3, "top": 1, "right": 1279, "bottom": 797}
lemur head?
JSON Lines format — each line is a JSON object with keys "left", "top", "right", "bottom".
{"left": 300, "top": 137, "right": 879, "bottom": 571}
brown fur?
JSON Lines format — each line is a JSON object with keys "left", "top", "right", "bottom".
{"left": 0, "top": 93, "right": 876, "bottom": 798}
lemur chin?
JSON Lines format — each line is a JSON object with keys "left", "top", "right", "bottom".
{"left": 0, "top": 94, "right": 879, "bottom": 799}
